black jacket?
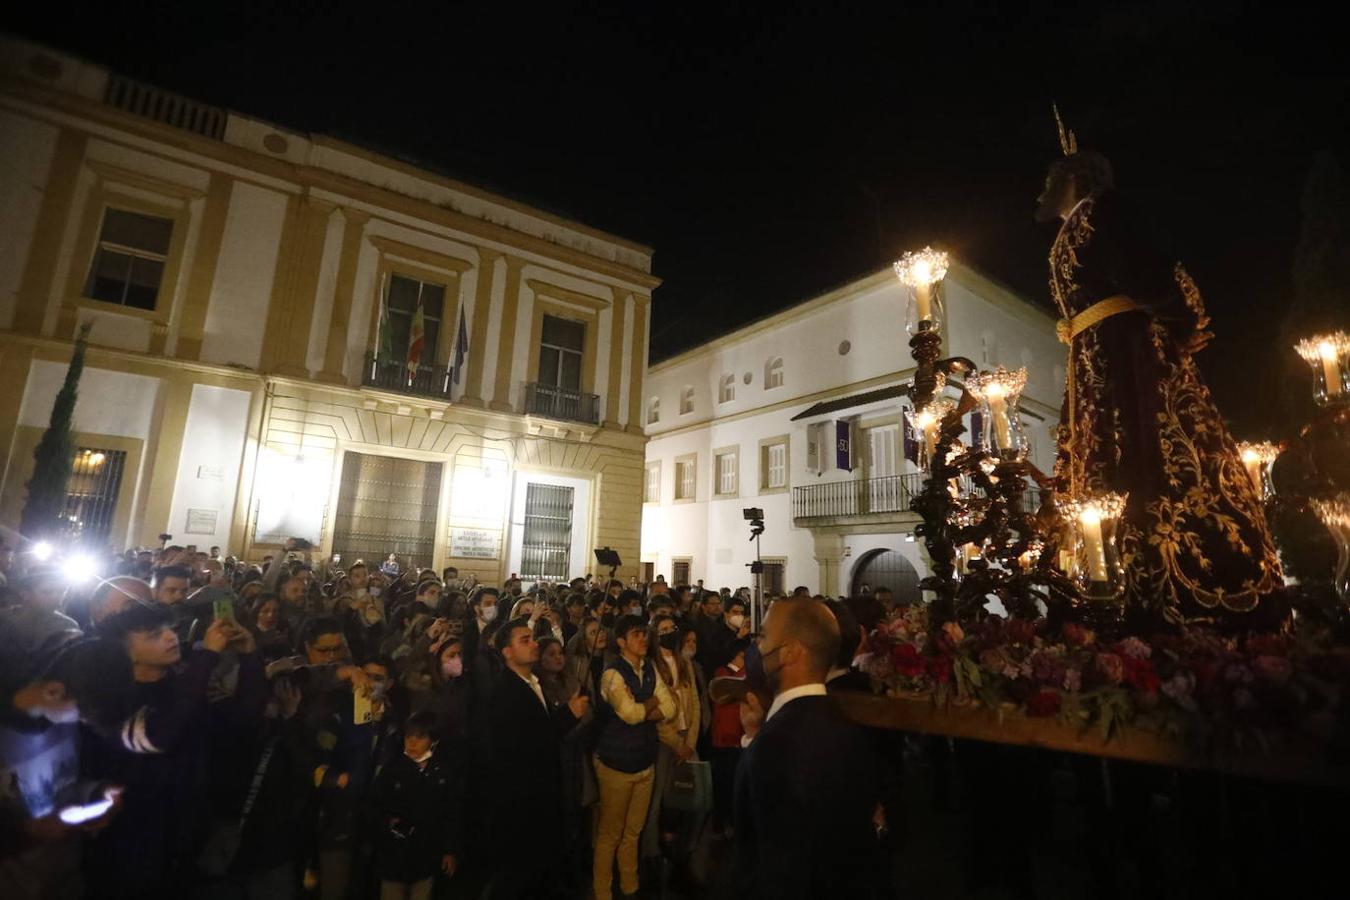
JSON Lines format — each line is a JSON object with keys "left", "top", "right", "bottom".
{"left": 478, "top": 670, "right": 577, "bottom": 847}
{"left": 734, "top": 694, "right": 881, "bottom": 900}
{"left": 366, "top": 752, "right": 462, "bottom": 882}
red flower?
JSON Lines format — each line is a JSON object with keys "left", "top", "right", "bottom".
{"left": 1026, "top": 690, "right": 1061, "bottom": 717}
{"left": 1006, "top": 618, "right": 1037, "bottom": 645}
{"left": 927, "top": 654, "right": 954, "bottom": 685}
{"left": 890, "top": 643, "right": 926, "bottom": 679}
{"left": 1122, "top": 656, "right": 1160, "bottom": 694}
{"left": 1246, "top": 634, "right": 1288, "bottom": 657}
{"left": 1061, "top": 623, "right": 1095, "bottom": 647}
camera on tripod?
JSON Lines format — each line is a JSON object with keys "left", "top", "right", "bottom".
{"left": 743, "top": 507, "right": 765, "bottom": 540}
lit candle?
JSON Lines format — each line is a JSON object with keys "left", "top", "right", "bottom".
{"left": 914, "top": 281, "right": 933, "bottom": 324}
{"left": 1318, "top": 340, "right": 1343, "bottom": 396}
{"left": 1240, "top": 448, "right": 1263, "bottom": 494}
{"left": 1079, "top": 504, "right": 1109, "bottom": 582}
{"left": 986, "top": 384, "right": 1012, "bottom": 450}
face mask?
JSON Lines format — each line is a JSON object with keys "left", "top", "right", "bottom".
{"left": 628, "top": 605, "right": 642, "bottom": 616}
{"left": 480, "top": 605, "right": 498, "bottom": 623}
{"left": 369, "top": 681, "right": 390, "bottom": 700}
{"left": 370, "top": 587, "right": 382, "bottom": 598}
{"left": 441, "top": 656, "right": 464, "bottom": 679}
{"left": 659, "top": 632, "right": 680, "bottom": 651}
{"left": 746, "top": 641, "right": 782, "bottom": 692}
{"left": 681, "top": 647, "right": 697, "bottom": 661}
{"left": 727, "top": 613, "right": 745, "bottom": 630}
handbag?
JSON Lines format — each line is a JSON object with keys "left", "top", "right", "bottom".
{"left": 664, "top": 759, "right": 714, "bottom": 813}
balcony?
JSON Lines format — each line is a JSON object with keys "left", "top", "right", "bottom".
{"left": 793, "top": 474, "right": 925, "bottom": 523}
{"left": 524, "top": 382, "right": 600, "bottom": 426}
{"left": 362, "top": 353, "right": 454, "bottom": 400}
{"left": 104, "top": 74, "right": 227, "bottom": 140}
{"left": 793, "top": 473, "right": 1045, "bottom": 525}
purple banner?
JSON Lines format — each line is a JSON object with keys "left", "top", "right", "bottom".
{"left": 836, "top": 420, "right": 852, "bottom": 471}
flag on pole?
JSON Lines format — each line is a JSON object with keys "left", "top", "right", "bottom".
{"left": 376, "top": 274, "right": 393, "bottom": 363}
{"left": 407, "top": 288, "right": 426, "bottom": 376}
{"left": 452, "top": 303, "right": 468, "bottom": 385}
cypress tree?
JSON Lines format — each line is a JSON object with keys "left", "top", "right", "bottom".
{"left": 20, "top": 322, "right": 93, "bottom": 542}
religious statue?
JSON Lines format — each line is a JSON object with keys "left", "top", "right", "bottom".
{"left": 1035, "top": 109, "right": 1283, "bottom": 626}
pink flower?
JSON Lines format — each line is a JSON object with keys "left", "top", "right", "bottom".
{"left": 942, "top": 621, "right": 965, "bottom": 646}
{"left": 1160, "top": 672, "right": 1197, "bottom": 711}
{"left": 1116, "top": 637, "right": 1152, "bottom": 660}
{"left": 1061, "top": 623, "right": 1096, "bottom": 647}
{"left": 1095, "top": 652, "right": 1125, "bottom": 685}
{"left": 1252, "top": 655, "right": 1293, "bottom": 683}
{"left": 1063, "top": 668, "right": 1082, "bottom": 693}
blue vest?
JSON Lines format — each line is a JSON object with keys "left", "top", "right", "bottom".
{"left": 596, "top": 657, "right": 660, "bottom": 773}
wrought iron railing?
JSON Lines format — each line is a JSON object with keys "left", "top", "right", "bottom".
{"left": 524, "top": 382, "right": 600, "bottom": 425}
{"left": 792, "top": 473, "right": 925, "bottom": 520}
{"left": 362, "top": 352, "right": 454, "bottom": 399}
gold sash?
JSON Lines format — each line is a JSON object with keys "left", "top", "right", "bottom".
{"left": 1056, "top": 295, "right": 1142, "bottom": 344}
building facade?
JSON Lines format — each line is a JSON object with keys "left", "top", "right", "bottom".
{"left": 0, "top": 38, "right": 656, "bottom": 582}
{"left": 640, "top": 264, "right": 1064, "bottom": 599}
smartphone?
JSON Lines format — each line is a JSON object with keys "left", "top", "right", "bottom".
{"left": 59, "top": 796, "right": 114, "bottom": 825}
{"left": 213, "top": 598, "right": 235, "bottom": 623}
{"left": 353, "top": 688, "right": 373, "bottom": 725}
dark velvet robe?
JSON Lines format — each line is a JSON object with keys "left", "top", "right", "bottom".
{"left": 1049, "top": 192, "right": 1282, "bottom": 621}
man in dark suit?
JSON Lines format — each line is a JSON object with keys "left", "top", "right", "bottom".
{"left": 735, "top": 597, "right": 881, "bottom": 899}
{"left": 479, "top": 617, "right": 589, "bottom": 899}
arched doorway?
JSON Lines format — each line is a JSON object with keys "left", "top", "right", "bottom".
{"left": 850, "top": 548, "right": 920, "bottom": 603}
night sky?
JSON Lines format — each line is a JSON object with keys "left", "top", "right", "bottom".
{"left": 7, "top": 3, "right": 1347, "bottom": 437}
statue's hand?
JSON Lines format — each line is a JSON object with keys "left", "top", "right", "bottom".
{"left": 1180, "top": 328, "right": 1214, "bottom": 356}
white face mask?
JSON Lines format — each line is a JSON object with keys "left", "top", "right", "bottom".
{"left": 480, "top": 605, "right": 498, "bottom": 623}
{"left": 726, "top": 613, "right": 745, "bottom": 629}
{"left": 681, "top": 647, "right": 697, "bottom": 661}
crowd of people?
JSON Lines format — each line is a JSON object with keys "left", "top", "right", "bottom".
{"left": 1, "top": 538, "right": 896, "bottom": 900}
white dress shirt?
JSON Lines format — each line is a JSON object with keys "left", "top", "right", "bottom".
{"left": 765, "top": 682, "right": 828, "bottom": 722}
{"left": 517, "top": 670, "right": 548, "bottom": 710}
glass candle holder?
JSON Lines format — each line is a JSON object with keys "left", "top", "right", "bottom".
{"left": 1295, "top": 332, "right": 1350, "bottom": 406}
{"left": 1311, "top": 493, "right": 1350, "bottom": 603}
{"left": 1060, "top": 492, "right": 1128, "bottom": 600}
{"left": 1235, "top": 441, "right": 1279, "bottom": 500}
{"left": 967, "top": 367, "right": 1030, "bottom": 462}
{"left": 893, "top": 247, "right": 949, "bottom": 337}
{"left": 909, "top": 398, "right": 956, "bottom": 469}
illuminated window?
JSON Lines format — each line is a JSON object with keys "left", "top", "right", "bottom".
{"left": 84, "top": 209, "right": 173, "bottom": 311}
{"left": 765, "top": 356, "right": 784, "bottom": 389}
{"left": 644, "top": 462, "right": 661, "bottom": 503}
{"left": 715, "top": 450, "right": 738, "bottom": 496}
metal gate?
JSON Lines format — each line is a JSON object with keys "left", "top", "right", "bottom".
{"left": 330, "top": 452, "right": 442, "bottom": 569}
{"left": 520, "top": 483, "right": 574, "bottom": 581}
{"left": 65, "top": 447, "right": 127, "bottom": 547}
{"left": 850, "top": 548, "right": 921, "bottom": 602}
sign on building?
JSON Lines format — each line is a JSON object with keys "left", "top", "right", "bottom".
{"left": 450, "top": 527, "right": 500, "bottom": 559}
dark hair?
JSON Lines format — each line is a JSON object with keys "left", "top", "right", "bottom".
{"left": 471, "top": 587, "right": 501, "bottom": 608}
{"left": 153, "top": 565, "right": 191, "bottom": 585}
{"left": 536, "top": 635, "right": 563, "bottom": 658}
{"left": 565, "top": 592, "right": 586, "bottom": 608}
{"left": 1049, "top": 151, "right": 1115, "bottom": 197}
{"left": 364, "top": 654, "right": 394, "bottom": 673}
{"left": 494, "top": 616, "right": 532, "bottom": 654}
{"left": 618, "top": 589, "right": 643, "bottom": 607}
{"left": 613, "top": 614, "right": 646, "bottom": 643}
{"left": 824, "top": 599, "right": 861, "bottom": 668}
{"left": 845, "top": 595, "right": 885, "bottom": 633}
{"left": 301, "top": 615, "right": 343, "bottom": 647}
{"left": 101, "top": 601, "right": 175, "bottom": 642}
{"left": 404, "top": 708, "right": 439, "bottom": 739}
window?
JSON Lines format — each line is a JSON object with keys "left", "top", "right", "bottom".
{"left": 64, "top": 447, "right": 127, "bottom": 545}
{"left": 84, "top": 208, "right": 174, "bottom": 311}
{"left": 761, "top": 558, "right": 787, "bottom": 596}
{"left": 644, "top": 462, "right": 661, "bottom": 503}
{"left": 675, "top": 456, "right": 696, "bottom": 501}
{"left": 719, "top": 374, "right": 736, "bottom": 404}
{"left": 538, "top": 314, "right": 585, "bottom": 390}
{"left": 680, "top": 386, "right": 695, "bottom": 415}
{"left": 765, "top": 356, "right": 784, "bottom": 389}
{"left": 760, "top": 438, "right": 788, "bottom": 491}
{"left": 383, "top": 273, "right": 445, "bottom": 366}
{"left": 805, "top": 422, "right": 826, "bottom": 474}
{"left": 648, "top": 397, "right": 660, "bottom": 425}
{"left": 520, "top": 482, "right": 574, "bottom": 580}
{"left": 715, "top": 449, "right": 738, "bottom": 496}
{"left": 672, "top": 559, "right": 692, "bottom": 585}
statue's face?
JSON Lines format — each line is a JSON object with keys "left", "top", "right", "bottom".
{"left": 1034, "top": 170, "right": 1075, "bottom": 223}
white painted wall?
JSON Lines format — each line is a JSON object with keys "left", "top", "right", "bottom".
{"left": 165, "top": 384, "right": 251, "bottom": 551}
{"left": 18, "top": 362, "right": 159, "bottom": 439}
{"left": 0, "top": 110, "right": 58, "bottom": 331}
{"left": 201, "top": 181, "right": 289, "bottom": 369}
{"left": 641, "top": 265, "right": 1064, "bottom": 594}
